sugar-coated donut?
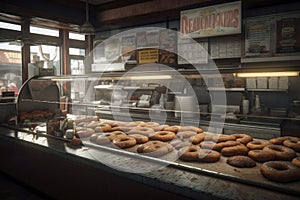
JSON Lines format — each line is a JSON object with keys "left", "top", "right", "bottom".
{"left": 129, "top": 134, "right": 149, "bottom": 144}
{"left": 149, "top": 131, "right": 175, "bottom": 142}
{"left": 283, "top": 139, "right": 300, "bottom": 152}
{"left": 221, "top": 144, "right": 249, "bottom": 157}
{"left": 227, "top": 156, "right": 256, "bottom": 168}
{"left": 292, "top": 157, "right": 300, "bottom": 168}
{"left": 178, "top": 145, "right": 201, "bottom": 162}
{"left": 198, "top": 149, "right": 221, "bottom": 163}
{"left": 232, "top": 134, "right": 253, "bottom": 144}
{"left": 247, "top": 140, "right": 270, "bottom": 150}
{"left": 248, "top": 150, "right": 275, "bottom": 162}
{"left": 176, "top": 131, "right": 198, "bottom": 139}
{"left": 263, "top": 145, "right": 296, "bottom": 161}
{"left": 112, "top": 135, "right": 136, "bottom": 149}
{"left": 137, "top": 141, "right": 173, "bottom": 157}
{"left": 127, "top": 126, "right": 155, "bottom": 136}
{"left": 260, "top": 161, "right": 300, "bottom": 182}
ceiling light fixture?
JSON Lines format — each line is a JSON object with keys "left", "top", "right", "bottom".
{"left": 79, "top": 0, "right": 95, "bottom": 35}
{"left": 234, "top": 71, "right": 299, "bottom": 77}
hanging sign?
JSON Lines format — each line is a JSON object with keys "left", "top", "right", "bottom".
{"left": 180, "top": 1, "right": 241, "bottom": 38}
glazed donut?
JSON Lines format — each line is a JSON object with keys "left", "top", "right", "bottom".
{"left": 221, "top": 144, "right": 249, "bottom": 157}
{"left": 260, "top": 161, "right": 300, "bottom": 182}
{"left": 95, "top": 134, "right": 111, "bottom": 145}
{"left": 269, "top": 136, "right": 299, "bottom": 145}
{"left": 112, "top": 135, "right": 137, "bottom": 149}
{"left": 101, "top": 121, "right": 119, "bottom": 127}
{"left": 139, "top": 121, "right": 160, "bottom": 127}
{"left": 149, "top": 131, "right": 176, "bottom": 142}
{"left": 176, "top": 131, "right": 198, "bottom": 139}
{"left": 163, "top": 125, "right": 180, "bottom": 133}
{"left": 248, "top": 150, "right": 275, "bottom": 162}
{"left": 123, "top": 121, "right": 143, "bottom": 127}
{"left": 213, "top": 141, "right": 241, "bottom": 151}
{"left": 151, "top": 125, "right": 169, "bottom": 132}
{"left": 227, "top": 156, "right": 256, "bottom": 168}
{"left": 127, "top": 126, "right": 155, "bottom": 136}
{"left": 129, "top": 134, "right": 149, "bottom": 144}
{"left": 178, "top": 145, "right": 201, "bottom": 162}
{"left": 101, "top": 131, "right": 127, "bottom": 141}
{"left": 246, "top": 140, "right": 270, "bottom": 150}
{"left": 86, "top": 121, "right": 101, "bottom": 129}
{"left": 263, "top": 145, "right": 296, "bottom": 161}
{"left": 137, "top": 141, "right": 173, "bottom": 157}
{"left": 94, "top": 124, "right": 112, "bottom": 133}
{"left": 204, "top": 133, "right": 236, "bottom": 143}
{"left": 89, "top": 133, "right": 101, "bottom": 143}
{"left": 76, "top": 128, "right": 95, "bottom": 138}
{"left": 232, "top": 134, "right": 253, "bottom": 144}
{"left": 178, "top": 126, "right": 203, "bottom": 133}
{"left": 198, "top": 149, "right": 221, "bottom": 163}
{"left": 283, "top": 139, "right": 300, "bottom": 152}
{"left": 292, "top": 157, "right": 300, "bottom": 168}
{"left": 190, "top": 133, "right": 206, "bottom": 144}
{"left": 199, "top": 141, "right": 217, "bottom": 150}
{"left": 75, "top": 116, "right": 99, "bottom": 123}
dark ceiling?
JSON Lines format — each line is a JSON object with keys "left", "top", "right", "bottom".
{"left": 0, "top": 0, "right": 299, "bottom": 32}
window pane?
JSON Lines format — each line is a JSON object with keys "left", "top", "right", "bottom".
{"left": 30, "top": 45, "right": 61, "bottom": 75}
{"left": 30, "top": 26, "right": 59, "bottom": 37}
{"left": 0, "top": 42, "right": 22, "bottom": 95}
{"left": 0, "top": 22, "right": 21, "bottom": 31}
{"left": 69, "top": 48, "right": 85, "bottom": 56}
{"left": 70, "top": 59, "right": 84, "bottom": 75}
{"left": 69, "top": 32, "right": 85, "bottom": 41}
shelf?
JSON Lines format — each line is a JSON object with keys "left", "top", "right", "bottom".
{"left": 208, "top": 87, "right": 245, "bottom": 92}
{"left": 246, "top": 89, "right": 288, "bottom": 92}
{"left": 241, "top": 56, "right": 300, "bottom": 63}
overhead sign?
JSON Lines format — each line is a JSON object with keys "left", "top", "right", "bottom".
{"left": 180, "top": 1, "right": 241, "bottom": 38}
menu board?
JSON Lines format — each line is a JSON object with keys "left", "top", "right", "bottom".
{"left": 245, "top": 17, "right": 271, "bottom": 57}
{"left": 178, "top": 40, "right": 208, "bottom": 64}
{"left": 210, "top": 36, "right": 241, "bottom": 59}
{"left": 276, "top": 16, "right": 300, "bottom": 54}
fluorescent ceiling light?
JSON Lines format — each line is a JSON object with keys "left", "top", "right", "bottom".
{"left": 130, "top": 75, "right": 172, "bottom": 80}
{"left": 234, "top": 71, "right": 299, "bottom": 78}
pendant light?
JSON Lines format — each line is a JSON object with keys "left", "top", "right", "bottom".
{"left": 79, "top": 0, "right": 95, "bottom": 35}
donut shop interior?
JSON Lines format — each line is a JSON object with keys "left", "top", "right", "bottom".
{"left": 0, "top": 0, "right": 300, "bottom": 199}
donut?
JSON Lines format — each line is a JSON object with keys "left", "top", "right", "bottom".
{"left": 199, "top": 141, "right": 217, "bottom": 150}
{"left": 204, "top": 133, "right": 236, "bottom": 143}
{"left": 123, "top": 121, "right": 143, "bottom": 127}
{"left": 89, "top": 133, "right": 101, "bottom": 143}
{"left": 163, "top": 125, "right": 180, "bottom": 133}
{"left": 94, "top": 124, "right": 112, "bottom": 132}
{"left": 151, "top": 125, "right": 168, "bottom": 132}
{"left": 86, "top": 121, "right": 101, "bottom": 129}
{"left": 112, "top": 135, "right": 136, "bottom": 149}
{"left": 283, "top": 139, "right": 300, "bottom": 152}
{"left": 269, "top": 136, "right": 299, "bottom": 145}
{"left": 232, "top": 134, "right": 253, "bottom": 144}
{"left": 137, "top": 141, "right": 173, "bottom": 157}
{"left": 227, "top": 156, "right": 256, "bottom": 168}
{"left": 248, "top": 150, "right": 275, "bottom": 162}
{"left": 292, "top": 157, "right": 300, "bottom": 168}
{"left": 178, "top": 126, "right": 203, "bottom": 133}
{"left": 221, "top": 144, "right": 249, "bottom": 157}
{"left": 101, "top": 121, "right": 119, "bottom": 127}
{"left": 139, "top": 121, "right": 160, "bottom": 127}
{"left": 263, "top": 145, "right": 296, "bottom": 161}
{"left": 149, "top": 131, "right": 176, "bottom": 142}
{"left": 95, "top": 134, "right": 111, "bottom": 145}
{"left": 176, "top": 131, "right": 198, "bottom": 139}
{"left": 247, "top": 140, "right": 270, "bottom": 150}
{"left": 178, "top": 145, "right": 201, "bottom": 162}
{"left": 75, "top": 116, "right": 99, "bottom": 123}
{"left": 213, "top": 141, "right": 241, "bottom": 151}
{"left": 127, "top": 127, "right": 155, "bottom": 136}
{"left": 190, "top": 133, "right": 206, "bottom": 144}
{"left": 260, "top": 161, "right": 300, "bottom": 182}
{"left": 198, "top": 149, "right": 221, "bottom": 163}
{"left": 129, "top": 134, "right": 149, "bottom": 144}
{"left": 76, "top": 128, "right": 95, "bottom": 138}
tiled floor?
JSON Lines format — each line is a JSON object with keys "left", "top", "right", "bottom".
{"left": 0, "top": 172, "right": 50, "bottom": 200}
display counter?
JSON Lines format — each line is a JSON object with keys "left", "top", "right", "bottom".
{"left": 0, "top": 125, "right": 299, "bottom": 200}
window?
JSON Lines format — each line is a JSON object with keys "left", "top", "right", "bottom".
{"left": 69, "top": 32, "right": 85, "bottom": 41}
{"left": 0, "top": 22, "right": 21, "bottom": 31}
{"left": 30, "top": 26, "right": 59, "bottom": 37}
{"left": 70, "top": 48, "right": 86, "bottom": 75}
{"left": 0, "top": 42, "right": 22, "bottom": 95}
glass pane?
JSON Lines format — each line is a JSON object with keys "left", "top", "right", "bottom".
{"left": 30, "top": 26, "right": 59, "bottom": 37}
{"left": 69, "top": 32, "right": 85, "bottom": 41}
{"left": 69, "top": 48, "right": 85, "bottom": 56}
{"left": 70, "top": 59, "right": 84, "bottom": 75}
{"left": 30, "top": 45, "right": 61, "bottom": 76}
{"left": 0, "top": 22, "right": 21, "bottom": 31}
{"left": 0, "top": 42, "right": 22, "bottom": 95}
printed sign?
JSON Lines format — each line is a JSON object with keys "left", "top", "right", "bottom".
{"left": 180, "top": 1, "right": 241, "bottom": 38}
{"left": 137, "top": 48, "right": 158, "bottom": 64}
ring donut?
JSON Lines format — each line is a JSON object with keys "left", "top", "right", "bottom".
{"left": 112, "top": 135, "right": 136, "bottom": 149}
{"left": 283, "top": 139, "right": 300, "bottom": 152}
{"left": 260, "top": 161, "right": 300, "bottom": 182}
{"left": 198, "top": 149, "right": 221, "bottom": 163}
{"left": 248, "top": 149, "right": 276, "bottom": 162}
{"left": 178, "top": 126, "right": 203, "bottom": 133}
{"left": 227, "top": 156, "right": 256, "bottom": 168}
{"left": 129, "top": 134, "right": 149, "bottom": 144}
{"left": 137, "top": 141, "right": 173, "bottom": 157}
{"left": 292, "top": 157, "right": 300, "bottom": 168}
{"left": 163, "top": 125, "right": 180, "bottom": 133}
{"left": 89, "top": 133, "right": 101, "bottom": 143}
{"left": 176, "top": 131, "right": 198, "bottom": 139}
{"left": 127, "top": 126, "right": 155, "bottom": 136}
{"left": 263, "top": 145, "right": 296, "bottom": 161}
{"left": 95, "top": 124, "right": 112, "bottom": 133}
{"left": 86, "top": 121, "right": 101, "bottom": 129}
{"left": 149, "top": 131, "right": 175, "bottom": 142}
{"left": 221, "top": 144, "right": 249, "bottom": 157}
{"left": 76, "top": 128, "right": 95, "bottom": 138}
{"left": 232, "top": 134, "right": 253, "bottom": 144}
{"left": 269, "top": 136, "right": 299, "bottom": 145}
{"left": 213, "top": 141, "right": 241, "bottom": 151}
{"left": 189, "top": 133, "right": 206, "bottom": 145}
{"left": 247, "top": 140, "right": 270, "bottom": 150}
{"left": 178, "top": 145, "right": 201, "bottom": 162}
